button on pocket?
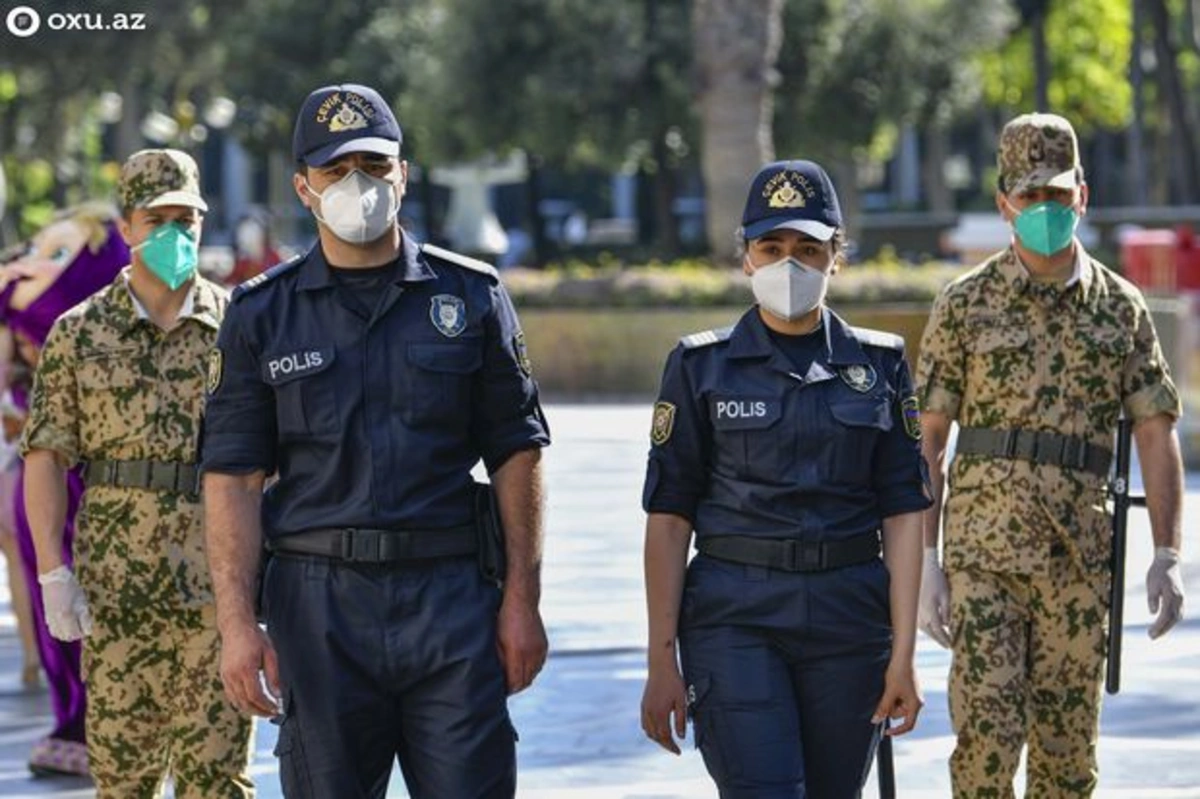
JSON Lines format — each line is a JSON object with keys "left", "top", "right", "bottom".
{"left": 404, "top": 341, "right": 483, "bottom": 425}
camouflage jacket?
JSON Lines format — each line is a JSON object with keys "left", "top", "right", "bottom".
{"left": 21, "top": 269, "right": 228, "bottom": 611}
{"left": 916, "top": 246, "right": 1180, "bottom": 575}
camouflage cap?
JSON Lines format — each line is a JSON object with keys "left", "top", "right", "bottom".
{"left": 117, "top": 149, "right": 208, "bottom": 213}
{"left": 997, "top": 113, "right": 1082, "bottom": 195}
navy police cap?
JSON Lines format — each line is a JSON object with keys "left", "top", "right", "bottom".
{"left": 292, "top": 83, "right": 402, "bottom": 167}
{"left": 740, "top": 160, "right": 842, "bottom": 241}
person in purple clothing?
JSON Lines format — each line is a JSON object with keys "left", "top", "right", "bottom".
{"left": 0, "top": 201, "right": 128, "bottom": 776}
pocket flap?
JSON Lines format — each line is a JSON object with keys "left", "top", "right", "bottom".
{"left": 973, "top": 326, "right": 1028, "bottom": 353}
{"left": 261, "top": 347, "right": 335, "bottom": 385}
{"left": 709, "top": 397, "right": 780, "bottom": 430}
{"left": 408, "top": 341, "right": 483, "bottom": 374}
{"left": 829, "top": 398, "right": 893, "bottom": 430}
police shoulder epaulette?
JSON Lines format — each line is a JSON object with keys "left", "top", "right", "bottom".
{"left": 420, "top": 243, "right": 499, "bottom": 280}
{"left": 680, "top": 326, "right": 733, "bottom": 349}
{"left": 231, "top": 255, "right": 303, "bottom": 301}
{"left": 850, "top": 326, "right": 904, "bottom": 350}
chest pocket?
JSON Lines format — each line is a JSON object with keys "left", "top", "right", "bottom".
{"left": 77, "top": 346, "right": 145, "bottom": 451}
{"left": 966, "top": 324, "right": 1031, "bottom": 407}
{"left": 709, "top": 396, "right": 788, "bottom": 482}
{"left": 1071, "top": 326, "right": 1131, "bottom": 402}
{"left": 404, "top": 341, "right": 483, "bottom": 425}
{"left": 263, "top": 347, "right": 337, "bottom": 438}
{"left": 824, "top": 389, "right": 893, "bottom": 485}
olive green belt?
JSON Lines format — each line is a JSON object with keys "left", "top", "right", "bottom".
{"left": 956, "top": 427, "right": 1112, "bottom": 477}
{"left": 84, "top": 459, "right": 200, "bottom": 496}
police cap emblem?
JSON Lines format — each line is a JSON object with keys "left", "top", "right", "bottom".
{"left": 651, "top": 401, "right": 676, "bottom": 446}
{"left": 839, "top": 363, "right": 877, "bottom": 393}
{"left": 430, "top": 294, "right": 467, "bottom": 338}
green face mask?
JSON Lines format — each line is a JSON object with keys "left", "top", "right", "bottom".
{"left": 134, "top": 222, "right": 198, "bottom": 290}
{"left": 1011, "top": 200, "right": 1078, "bottom": 256}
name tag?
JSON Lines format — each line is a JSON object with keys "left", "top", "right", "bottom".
{"left": 710, "top": 397, "right": 780, "bottom": 430}
{"left": 262, "top": 347, "right": 335, "bottom": 385}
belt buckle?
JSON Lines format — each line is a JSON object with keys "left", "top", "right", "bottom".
{"left": 1001, "top": 430, "right": 1019, "bottom": 458}
{"left": 342, "top": 529, "right": 381, "bottom": 562}
{"left": 785, "top": 540, "right": 821, "bottom": 571}
{"left": 1064, "top": 439, "right": 1087, "bottom": 470}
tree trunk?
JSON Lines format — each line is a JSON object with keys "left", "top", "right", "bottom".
{"left": 692, "top": 0, "right": 784, "bottom": 265}
{"left": 922, "top": 125, "right": 954, "bottom": 213}
{"left": 1146, "top": 0, "right": 1200, "bottom": 202}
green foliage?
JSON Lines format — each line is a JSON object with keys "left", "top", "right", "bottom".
{"left": 501, "top": 256, "right": 966, "bottom": 308}
{"left": 977, "top": 0, "right": 1132, "bottom": 127}
{"left": 776, "top": 0, "right": 1012, "bottom": 161}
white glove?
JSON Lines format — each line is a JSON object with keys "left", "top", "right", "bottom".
{"left": 918, "top": 547, "right": 952, "bottom": 648}
{"left": 38, "top": 566, "right": 92, "bottom": 641}
{"left": 1147, "top": 547, "right": 1184, "bottom": 640}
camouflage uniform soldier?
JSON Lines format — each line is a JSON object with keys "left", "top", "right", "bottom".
{"left": 21, "top": 149, "right": 254, "bottom": 798}
{"left": 916, "top": 113, "right": 1186, "bottom": 798}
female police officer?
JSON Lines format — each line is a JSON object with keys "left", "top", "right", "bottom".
{"left": 640, "top": 160, "right": 931, "bottom": 798}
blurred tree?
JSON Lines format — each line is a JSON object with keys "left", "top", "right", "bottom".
{"left": 775, "top": 0, "right": 1012, "bottom": 227}
{"left": 692, "top": 0, "right": 785, "bottom": 263}
{"left": 1145, "top": 0, "right": 1200, "bottom": 201}
{"left": 408, "top": 0, "right": 694, "bottom": 259}
{"left": 977, "top": 0, "right": 1132, "bottom": 128}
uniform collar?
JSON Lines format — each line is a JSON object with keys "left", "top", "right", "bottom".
{"left": 296, "top": 232, "right": 435, "bottom": 292}
{"left": 107, "top": 267, "right": 222, "bottom": 334}
{"left": 997, "top": 242, "right": 1096, "bottom": 303}
{"left": 726, "top": 306, "right": 871, "bottom": 371}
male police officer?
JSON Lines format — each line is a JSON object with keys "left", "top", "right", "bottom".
{"left": 917, "top": 113, "right": 1185, "bottom": 797}
{"left": 23, "top": 149, "right": 253, "bottom": 797}
{"left": 202, "top": 84, "right": 550, "bottom": 798}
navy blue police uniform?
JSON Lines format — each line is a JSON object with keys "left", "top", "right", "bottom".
{"left": 643, "top": 306, "right": 930, "bottom": 798}
{"left": 201, "top": 231, "right": 549, "bottom": 798}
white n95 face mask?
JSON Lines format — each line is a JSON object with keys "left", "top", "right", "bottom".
{"left": 306, "top": 170, "right": 400, "bottom": 244}
{"left": 750, "top": 256, "right": 830, "bottom": 321}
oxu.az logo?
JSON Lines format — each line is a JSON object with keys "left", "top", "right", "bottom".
{"left": 5, "top": 6, "right": 149, "bottom": 37}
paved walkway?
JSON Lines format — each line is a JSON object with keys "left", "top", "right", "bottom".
{"left": 0, "top": 406, "right": 1195, "bottom": 797}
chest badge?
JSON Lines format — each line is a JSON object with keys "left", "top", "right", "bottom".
{"left": 839, "top": 363, "right": 877, "bottom": 393}
{"left": 430, "top": 294, "right": 467, "bottom": 338}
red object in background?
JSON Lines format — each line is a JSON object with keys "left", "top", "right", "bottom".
{"left": 1121, "top": 225, "right": 1200, "bottom": 293}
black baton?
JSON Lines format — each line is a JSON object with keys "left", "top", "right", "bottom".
{"left": 1106, "top": 418, "right": 1146, "bottom": 695}
{"left": 877, "top": 717, "right": 896, "bottom": 798}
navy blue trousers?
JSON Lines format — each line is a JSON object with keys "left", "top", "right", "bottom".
{"left": 679, "top": 554, "right": 892, "bottom": 799}
{"left": 263, "top": 553, "right": 515, "bottom": 799}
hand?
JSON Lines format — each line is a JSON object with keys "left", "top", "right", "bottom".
{"left": 871, "top": 659, "right": 924, "bottom": 737}
{"left": 641, "top": 660, "right": 688, "bottom": 755}
{"left": 496, "top": 594, "right": 548, "bottom": 695}
{"left": 1147, "top": 547, "right": 1184, "bottom": 640}
{"left": 918, "top": 547, "right": 952, "bottom": 648}
{"left": 219, "top": 621, "right": 281, "bottom": 717}
{"left": 37, "top": 566, "right": 92, "bottom": 641}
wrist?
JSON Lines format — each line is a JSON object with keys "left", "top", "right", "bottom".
{"left": 37, "top": 565, "right": 71, "bottom": 584}
{"left": 1154, "top": 546, "right": 1181, "bottom": 564}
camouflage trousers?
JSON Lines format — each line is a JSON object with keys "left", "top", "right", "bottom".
{"left": 84, "top": 603, "right": 254, "bottom": 798}
{"left": 948, "top": 555, "right": 1107, "bottom": 798}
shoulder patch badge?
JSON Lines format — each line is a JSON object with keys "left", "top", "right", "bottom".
{"left": 430, "top": 294, "right": 467, "bottom": 338}
{"left": 514, "top": 331, "right": 532, "bottom": 376}
{"left": 902, "top": 396, "right": 921, "bottom": 439}
{"left": 206, "top": 348, "right": 224, "bottom": 395}
{"left": 651, "top": 401, "right": 677, "bottom": 446}
{"left": 839, "top": 363, "right": 877, "bottom": 393}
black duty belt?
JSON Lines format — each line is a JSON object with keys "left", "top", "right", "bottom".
{"left": 956, "top": 427, "right": 1112, "bottom": 478}
{"left": 697, "top": 531, "right": 881, "bottom": 573}
{"left": 267, "top": 525, "right": 478, "bottom": 563}
{"left": 84, "top": 459, "right": 200, "bottom": 495}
